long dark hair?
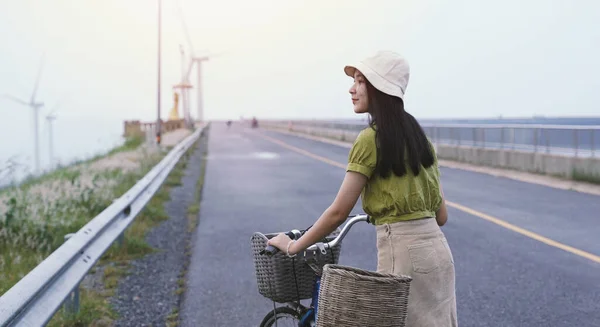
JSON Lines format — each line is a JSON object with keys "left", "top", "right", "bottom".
{"left": 366, "top": 81, "right": 435, "bottom": 178}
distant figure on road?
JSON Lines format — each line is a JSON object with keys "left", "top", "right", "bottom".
{"left": 268, "top": 51, "right": 457, "bottom": 326}
{"left": 251, "top": 117, "right": 258, "bottom": 128}
{"left": 226, "top": 120, "right": 232, "bottom": 128}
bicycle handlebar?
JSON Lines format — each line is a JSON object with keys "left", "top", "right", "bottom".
{"left": 261, "top": 214, "right": 370, "bottom": 256}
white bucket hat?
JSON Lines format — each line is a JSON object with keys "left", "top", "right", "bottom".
{"left": 344, "top": 50, "right": 410, "bottom": 100}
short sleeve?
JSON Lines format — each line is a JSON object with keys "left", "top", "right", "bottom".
{"left": 347, "top": 129, "right": 377, "bottom": 178}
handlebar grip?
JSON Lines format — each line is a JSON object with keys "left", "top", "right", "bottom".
{"left": 259, "top": 231, "right": 299, "bottom": 256}
{"left": 262, "top": 244, "right": 279, "bottom": 256}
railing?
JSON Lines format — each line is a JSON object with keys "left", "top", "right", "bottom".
{"left": 0, "top": 125, "right": 207, "bottom": 327}
{"left": 123, "top": 119, "right": 189, "bottom": 138}
{"left": 421, "top": 124, "right": 599, "bottom": 158}
{"left": 271, "top": 120, "right": 599, "bottom": 158}
{"left": 282, "top": 119, "right": 368, "bottom": 132}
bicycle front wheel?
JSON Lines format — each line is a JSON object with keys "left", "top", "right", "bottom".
{"left": 260, "top": 306, "right": 303, "bottom": 327}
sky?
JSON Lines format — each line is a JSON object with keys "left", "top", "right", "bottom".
{"left": 0, "top": 0, "right": 599, "bottom": 177}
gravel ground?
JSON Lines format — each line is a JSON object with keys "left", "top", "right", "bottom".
{"left": 109, "top": 131, "right": 208, "bottom": 327}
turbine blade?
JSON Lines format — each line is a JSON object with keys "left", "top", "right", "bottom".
{"left": 31, "top": 53, "right": 46, "bottom": 104}
{"left": 176, "top": 0, "right": 195, "bottom": 56}
{"left": 3, "top": 94, "right": 29, "bottom": 106}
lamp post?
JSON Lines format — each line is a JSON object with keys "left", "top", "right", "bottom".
{"left": 156, "top": 0, "right": 162, "bottom": 145}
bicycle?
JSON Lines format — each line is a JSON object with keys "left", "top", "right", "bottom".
{"left": 252, "top": 214, "right": 371, "bottom": 327}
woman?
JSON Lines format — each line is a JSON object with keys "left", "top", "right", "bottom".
{"left": 268, "top": 50, "right": 458, "bottom": 326}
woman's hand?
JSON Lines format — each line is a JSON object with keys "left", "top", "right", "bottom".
{"left": 267, "top": 233, "right": 294, "bottom": 255}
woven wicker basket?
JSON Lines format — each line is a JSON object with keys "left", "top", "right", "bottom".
{"left": 316, "top": 264, "right": 412, "bottom": 327}
{"left": 251, "top": 230, "right": 342, "bottom": 303}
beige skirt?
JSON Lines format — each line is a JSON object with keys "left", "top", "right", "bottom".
{"left": 376, "top": 217, "right": 458, "bottom": 327}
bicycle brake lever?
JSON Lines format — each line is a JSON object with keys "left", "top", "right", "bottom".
{"left": 316, "top": 242, "right": 327, "bottom": 255}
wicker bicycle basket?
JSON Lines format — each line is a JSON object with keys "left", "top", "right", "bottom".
{"left": 251, "top": 229, "right": 342, "bottom": 303}
{"left": 316, "top": 264, "right": 412, "bottom": 327}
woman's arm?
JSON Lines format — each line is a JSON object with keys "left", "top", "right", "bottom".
{"left": 436, "top": 183, "right": 448, "bottom": 226}
{"left": 268, "top": 171, "right": 367, "bottom": 255}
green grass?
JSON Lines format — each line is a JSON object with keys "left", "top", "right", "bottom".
{"left": 111, "top": 135, "right": 145, "bottom": 154}
{"left": 0, "top": 168, "right": 125, "bottom": 294}
{"left": 0, "top": 246, "right": 47, "bottom": 294}
{"left": 43, "top": 136, "right": 203, "bottom": 327}
{"left": 2, "top": 170, "right": 123, "bottom": 235}
{"left": 46, "top": 287, "right": 117, "bottom": 327}
{"left": 0, "top": 131, "right": 207, "bottom": 326}
{"left": 187, "top": 204, "right": 199, "bottom": 215}
{"left": 187, "top": 150, "right": 207, "bottom": 232}
{"left": 166, "top": 308, "right": 180, "bottom": 327}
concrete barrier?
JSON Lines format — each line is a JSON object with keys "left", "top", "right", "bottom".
{"left": 123, "top": 119, "right": 186, "bottom": 138}
{"left": 261, "top": 121, "right": 600, "bottom": 182}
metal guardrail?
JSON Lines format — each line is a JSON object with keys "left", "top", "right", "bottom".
{"left": 421, "top": 124, "right": 599, "bottom": 158}
{"left": 266, "top": 120, "right": 599, "bottom": 158}
{"left": 0, "top": 125, "right": 206, "bottom": 327}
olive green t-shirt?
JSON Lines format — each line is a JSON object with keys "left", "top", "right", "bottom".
{"left": 346, "top": 127, "right": 442, "bottom": 225}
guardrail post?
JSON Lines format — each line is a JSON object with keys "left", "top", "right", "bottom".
{"left": 118, "top": 232, "right": 125, "bottom": 247}
{"left": 592, "top": 129, "right": 596, "bottom": 157}
{"left": 482, "top": 128, "right": 486, "bottom": 148}
{"left": 511, "top": 128, "right": 515, "bottom": 150}
{"left": 574, "top": 129, "right": 579, "bottom": 157}
{"left": 501, "top": 127, "right": 504, "bottom": 149}
{"left": 545, "top": 129, "right": 550, "bottom": 154}
{"left": 64, "top": 286, "right": 81, "bottom": 316}
{"left": 449, "top": 127, "right": 454, "bottom": 145}
{"left": 534, "top": 128, "right": 539, "bottom": 153}
{"left": 63, "top": 233, "right": 80, "bottom": 316}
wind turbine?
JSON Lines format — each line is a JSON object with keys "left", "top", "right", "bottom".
{"left": 172, "top": 44, "right": 193, "bottom": 124}
{"left": 45, "top": 112, "right": 57, "bottom": 170}
{"left": 3, "top": 55, "right": 45, "bottom": 174}
{"left": 176, "top": 0, "right": 223, "bottom": 124}
{"left": 191, "top": 54, "right": 210, "bottom": 123}
{"left": 45, "top": 102, "right": 60, "bottom": 170}
{"left": 182, "top": 50, "right": 223, "bottom": 124}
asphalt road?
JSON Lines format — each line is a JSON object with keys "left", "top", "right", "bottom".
{"left": 180, "top": 122, "right": 600, "bottom": 327}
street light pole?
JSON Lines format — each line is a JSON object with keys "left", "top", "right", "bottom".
{"left": 156, "top": 0, "right": 162, "bottom": 145}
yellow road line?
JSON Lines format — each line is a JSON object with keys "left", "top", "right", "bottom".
{"left": 256, "top": 131, "right": 600, "bottom": 264}
{"left": 446, "top": 201, "right": 600, "bottom": 263}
